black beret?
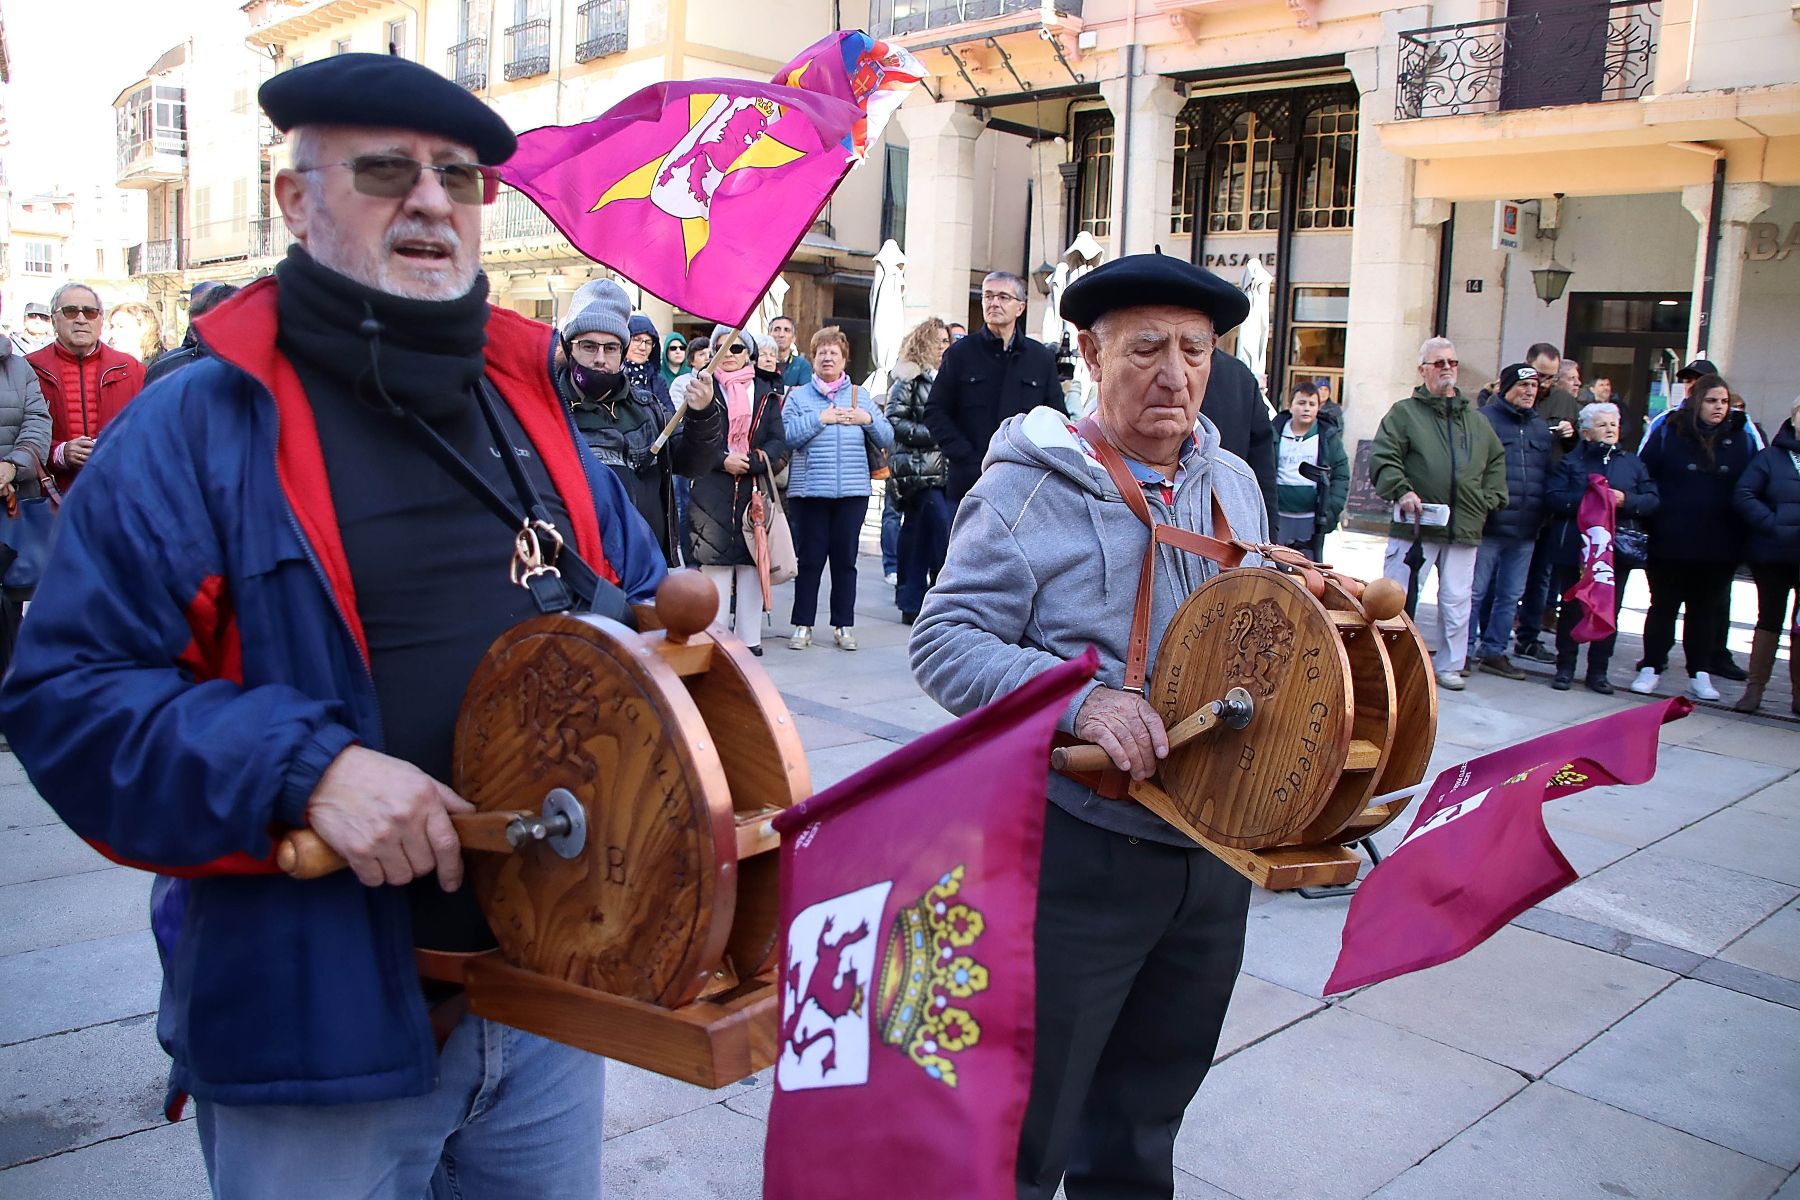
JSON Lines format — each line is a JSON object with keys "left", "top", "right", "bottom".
{"left": 259, "top": 54, "right": 517, "bottom": 166}
{"left": 1059, "top": 252, "right": 1252, "bottom": 336}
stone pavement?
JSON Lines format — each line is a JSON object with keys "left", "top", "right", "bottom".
{"left": 1, "top": 532, "right": 1796, "bottom": 1199}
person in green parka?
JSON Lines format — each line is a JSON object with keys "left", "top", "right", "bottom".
{"left": 662, "top": 330, "right": 689, "bottom": 387}
{"left": 1368, "top": 336, "right": 1508, "bottom": 691}
{"left": 1271, "top": 380, "right": 1349, "bottom": 561}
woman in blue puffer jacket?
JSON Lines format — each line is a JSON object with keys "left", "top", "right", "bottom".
{"left": 1730, "top": 398, "right": 1800, "bottom": 714}
{"left": 781, "top": 326, "right": 893, "bottom": 651}
{"left": 1544, "top": 401, "right": 1658, "bottom": 693}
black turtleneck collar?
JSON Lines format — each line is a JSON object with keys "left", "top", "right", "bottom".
{"left": 978, "top": 323, "right": 1021, "bottom": 354}
{"left": 275, "top": 246, "right": 490, "bottom": 423}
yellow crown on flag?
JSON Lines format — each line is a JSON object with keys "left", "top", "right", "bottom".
{"left": 875, "top": 866, "right": 991, "bottom": 1088}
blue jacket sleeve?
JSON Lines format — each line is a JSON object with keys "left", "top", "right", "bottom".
{"left": 1546, "top": 455, "right": 1587, "bottom": 517}
{"left": 0, "top": 390, "right": 359, "bottom": 872}
{"left": 585, "top": 450, "right": 668, "bottom": 604}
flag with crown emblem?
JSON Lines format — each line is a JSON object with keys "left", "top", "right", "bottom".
{"left": 497, "top": 78, "right": 864, "bottom": 327}
{"left": 762, "top": 652, "right": 1098, "bottom": 1200}
{"left": 771, "top": 31, "right": 926, "bottom": 162}
{"left": 1325, "top": 695, "right": 1691, "bottom": 994}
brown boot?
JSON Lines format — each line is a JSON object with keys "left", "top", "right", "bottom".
{"left": 1734, "top": 629, "right": 1778, "bottom": 713}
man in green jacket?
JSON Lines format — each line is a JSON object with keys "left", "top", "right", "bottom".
{"left": 1368, "top": 337, "right": 1508, "bottom": 691}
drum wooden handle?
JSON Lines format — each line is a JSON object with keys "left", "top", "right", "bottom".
{"left": 1050, "top": 691, "right": 1253, "bottom": 774}
{"left": 276, "top": 809, "right": 560, "bottom": 880}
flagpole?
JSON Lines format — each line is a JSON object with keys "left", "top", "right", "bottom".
{"left": 652, "top": 325, "right": 747, "bottom": 453}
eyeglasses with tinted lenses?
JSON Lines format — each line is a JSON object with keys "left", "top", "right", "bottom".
{"left": 59, "top": 306, "right": 101, "bottom": 320}
{"left": 982, "top": 291, "right": 1024, "bottom": 304}
{"left": 572, "top": 340, "right": 623, "bottom": 359}
{"left": 298, "top": 155, "right": 498, "bottom": 205}
{"left": 728, "top": 344, "right": 747, "bottom": 355}
{"left": 1426, "top": 358, "right": 1459, "bottom": 369}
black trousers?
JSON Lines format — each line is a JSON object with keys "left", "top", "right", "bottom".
{"left": 1750, "top": 561, "right": 1799, "bottom": 633}
{"left": 1637, "top": 560, "right": 1736, "bottom": 674}
{"left": 1017, "top": 803, "right": 1250, "bottom": 1200}
{"left": 1553, "top": 563, "right": 1629, "bottom": 677}
{"left": 788, "top": 495, "right": 865, "bottom": 628}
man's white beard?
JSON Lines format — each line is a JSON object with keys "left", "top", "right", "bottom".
{"left": 307, "top": 212, "right": 480, "bottom": 302}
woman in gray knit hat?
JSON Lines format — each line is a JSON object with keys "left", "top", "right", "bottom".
{"left": 552, "top": 279, "right": 723, "bottom": 565}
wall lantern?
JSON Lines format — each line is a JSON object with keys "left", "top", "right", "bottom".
{"left": 1531, "top": 257, "right": 1573, "bottom": 306}
{"left": 1032, "top": 261, "right": 1057, "bottom": 296}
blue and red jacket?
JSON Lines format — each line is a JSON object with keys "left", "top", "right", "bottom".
{"left": 0, "top": 278, "right": 666, "bottom": 1112}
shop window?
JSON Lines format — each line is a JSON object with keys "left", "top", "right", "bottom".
{"left": 880, "top": 145, "right": 909, "bottom": 249}
{"left": 1296, "top": 103, "right": 1357, "bottom": 230}
{"left": 21, "top": 241, "right": 55, "bottom": 276}
{"left": 1207, "top": 112, "right": 1281, "bottom": 234}
{"left": 1171, "top": 120, "right": 1197, "bottom": 235}
{"left": 1284, "top": 286, "right": 1349, "bottom": 403}
{"left": 1074, "top": 111, "right": 1113, "bottom": 240}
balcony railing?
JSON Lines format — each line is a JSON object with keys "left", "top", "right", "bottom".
{"left": 251, "top": 216, "right": 291, "bottom": 259}
{"left": 115, "top": 133, "right": 187, "bottom": 183}
{"left": 575, "top": 0, "right": 628, "bottom": 61}
{"left": 870, "top": 0, "right": 1080, "bottom": 38}
{"left": 504, "top": 18, "right": 551, "bottom": 80}
{"left": 482, "top": 188, "right": 555, "bottom": 242}
{"left": 127, "top": 240, "right": 184, "bottom": 276}
{"left": 448, "top": 37, "right": 489, "bottom": 91}
{"left": 1396, "top": 0, "right": 1659, "bottom": 119}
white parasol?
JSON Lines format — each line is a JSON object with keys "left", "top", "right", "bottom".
{"left": 863, "top": 239, "right": 907, "bottom": 396}
{"left": 1056, "top": 231, "right": 1106, "bottom": 416}
{"left": 1234, "top": 258, "right": 1275, "bottom": 403}
{"left": 744, "top": 275, "right": 791, "bottom": 341}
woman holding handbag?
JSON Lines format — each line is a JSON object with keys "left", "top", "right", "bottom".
{"left": 686, "top": 327, "right": 788, "bottom": 655}
{"left": 782, "top": 327, "right": 894, "bottom": 651}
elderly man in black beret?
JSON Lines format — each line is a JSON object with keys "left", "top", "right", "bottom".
{"left": 0, "top": 54, "right": 675, "bottom": 1197}
{"left": 911, "top": 252, "right": 1269, "bottom": 1200}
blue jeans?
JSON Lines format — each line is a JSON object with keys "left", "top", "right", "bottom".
{"left": 1470, "top": 535, "right": 1536, "bottom": 660}
{"left": 196, "top": 1015, "right": 605, "bottom": 1199}
{"left": 896, "top": 486, "right": 952, "bottom": 616}
{"left": 880, "top": 481, "right": 901, "bottom": 576}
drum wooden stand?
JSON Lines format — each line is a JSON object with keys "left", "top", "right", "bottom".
{"left": 1053, "top": 568, "right": 1437, "bottom": 890}
{"left": 278, "top": 571, "right": 808, "bottom": 1088}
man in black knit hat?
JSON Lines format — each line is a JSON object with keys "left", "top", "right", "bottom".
{"left": 0, "top": 53, "right": 667, "bottom": 1196}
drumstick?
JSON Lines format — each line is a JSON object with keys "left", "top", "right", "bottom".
{"left": 653, "top": 326, "right": 746, "bottom": 453}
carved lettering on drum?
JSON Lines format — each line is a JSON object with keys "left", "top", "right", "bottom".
{"left": 606, "top": 845, "right": 627, "bottom": 885}
{"left": 1271, "top": 702, "right": 1330, "bottom": 806}
{"left": 1223, "top": 599, "right": 1296, "bottom": 699}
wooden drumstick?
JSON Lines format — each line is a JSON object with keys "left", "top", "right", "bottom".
{"left": 1051, "top": 689, "right": 1254, "bottom": 775}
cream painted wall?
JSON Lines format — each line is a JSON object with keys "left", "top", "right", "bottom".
{"left": 184, "top": 27, "right": 267, "bottom": 266}
{"left": 1729, "top": 186, "right": 1800, "bottom": 423}
{"left": 1685, "top": 0, "right": 1800, "bottom": 92}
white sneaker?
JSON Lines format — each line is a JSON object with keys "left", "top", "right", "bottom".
{"left": 788, "top": 626, "right": 812, "bottom": 650}
{"left": 833, "top": 626, "right": 858, "bottom": 651}
{"left": 1435, "top": 668, "right": 1467, "bottom": 691}
{"left": 1629, "top": 667, "right": 1660, "bottom": 695}
{"left": 1687, "top": 671, "right": 1721, "bottom": 701}
{"left": 883, "top": 572, "right": 898, "bottom": 587}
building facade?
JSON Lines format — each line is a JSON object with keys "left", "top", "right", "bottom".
{"left": 114, "top": 0, "right": 941, "bottom": 368}
{"left": 883, "top": 0, "right": 1800, "bottom": 451}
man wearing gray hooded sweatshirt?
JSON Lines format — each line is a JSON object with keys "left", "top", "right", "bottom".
{"left": 911, "top": 253, "right": 1269, "bottom": 1200}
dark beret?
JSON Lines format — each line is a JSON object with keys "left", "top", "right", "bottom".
{"left": 259, "top": 54, "right": 517, "bottom": 166}
{"left": 1059, "top": 252, "right": 1252, "bottom": 336}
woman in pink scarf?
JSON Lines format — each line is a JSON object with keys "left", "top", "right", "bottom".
{"left": 686, "top": 327, "right": 788, "bottom": 654}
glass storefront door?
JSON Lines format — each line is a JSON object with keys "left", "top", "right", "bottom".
{"left": 1565, "top": 292, "right": 1690, "bottom": 449}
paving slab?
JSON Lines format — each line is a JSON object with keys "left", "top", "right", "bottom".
{"left": 1541, "top": 827, "right": 1639, "bottom": 877}
{"left": 1537, "top": 848, "right": 1798, "bottom": 957}
{"left": 0, "top": 869, "right": 151, "bottom": 959}
{"left": 604, "top": 1060, "right": 749, "bottom": 1139}
{"left": 1372, "top": 1081, "right": 1787, "bottom": 1200}
{"left": 601, "top": 1102, "right": 765, "bottom": 1199}
{"left": 1738, "top": 774, "right": 1799, "bottom": 818}
{"left": 791, "top": 713, "right": 873, "bottom": 752}
{"left": 1342, "top": 925, "right": 1674, "bottom": 1076}
{"left": 1660, "top": 710, "right": 1800, "bottom": 768}
{"left": 718, "top": 1071, "right": 772, "bottom": 1123}
{"left": 0, "top": 1015, "right": 170, "bottom": 1169}
{"left": 0, "top": 783, "right": 58, "bottom": 834}
{"left": 1238, "top": 891, "right": 1353, "bottom": 999}
{"left": 1657, "top": 802, "right": 1800, "bottom": 886}
{"left": 843, "top": 693, "right": 955, "bottom": 734}
{"left": 1430, "top": 701, "right": 1560, "bottom": 752}
{"left": 1215, "top": 974, "right": 1323, "bottom": 1060}
{"left": 1719, "top": 899, "right": 1800, "bottom": 983}
{"left": 800, "top": 739, "right": 903, "bottom": 792}
{"left": 0, "top": 930, "right": 162, "bottom": 1047}
{"left": 1170, "top": 1006, "right": 1525, "bottom": 1200}
{"left": 1546, "top": 979, "right": 1800, "bottom": 1170}
{"left": 1542, "top": 744, "right": 1790, "bottom": 846}
{"left": 1452, "top": 675, "right": 1620, "bottom": 722}
{"left": 0, "top": 1117, "right": 205, "bottom": 1200}
{"left": 0, "top": 821, "right": 112, "bottom": 888}
{"left": 1774, "top": 1170, "right": 1800, "bottom": 1199}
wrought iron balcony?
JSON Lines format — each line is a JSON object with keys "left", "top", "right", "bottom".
{"left": 482, "top": 188, "right": 555, "bottom": 242}
{"left": 127, "top": 240, "right": 184, "bottom": 276}
{"left": 504, "top": 19, "right": 552, "bottom": 80}
{"left": 575, "top": 0, "right": 628, "bottom": 62}
{"left": 1396, "top": 0, "right": 1659, "bottom": 120}
{"left": 250, "top": 216, "right": 291, "bottom": 259}
{"left": 870, "top": 0, "right": 1081, "bottom": 38}
{"left": 448, "top": 37, "right": 489, "bottom": 92}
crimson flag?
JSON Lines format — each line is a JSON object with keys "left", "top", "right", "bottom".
{"left": 1564, "top": 473, "right": 1619, "bottom": 643}
{"left": 762, "top": 652, "right": 1098, "bottom": 1200}
{"left": 1325, "top": 696, "right": 1691, "bottom": 994}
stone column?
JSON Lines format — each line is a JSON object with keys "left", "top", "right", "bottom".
{"left": 1338, "top": 16, "right": 1447, "bottom": 452}
{"left": 1681, "top": 180, "right": 1772, "bottom": 371}
{"left": 1097, "top": 70, "right": 1184, "bottom": 257}
{"left": 897, "top": 103, "right": 986, "bottom": 329}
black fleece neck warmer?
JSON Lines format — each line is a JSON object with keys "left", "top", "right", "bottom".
{"left": 275, "top": 246, "right": 490, "bottom": 422}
